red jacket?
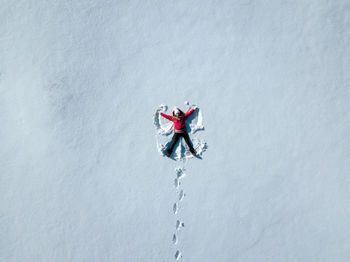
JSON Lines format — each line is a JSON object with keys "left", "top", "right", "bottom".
{"left": 160, "top": 109, "right": 195, "bottom": 131}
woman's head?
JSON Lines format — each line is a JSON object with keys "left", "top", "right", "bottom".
{"left": 172, "top": 107, "right": 182, "bottom": 116}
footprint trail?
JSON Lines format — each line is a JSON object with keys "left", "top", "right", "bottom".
{"left": 172, "top": 166, "right": 187, "bottom": 259}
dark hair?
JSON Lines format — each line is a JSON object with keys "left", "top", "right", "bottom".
{"left": 173, "top": 110, "right": 183, "bottom": 116}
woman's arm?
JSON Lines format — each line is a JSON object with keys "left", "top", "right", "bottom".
{"left": 184, "top": 108, "right": 196, "bottom": 118}
{"left": 160, "top": 112, "right": 173, "bottom": 120}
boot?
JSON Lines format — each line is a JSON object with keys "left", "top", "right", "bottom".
{"left": 190, "top": 148, "right": 196, "bottom": 156}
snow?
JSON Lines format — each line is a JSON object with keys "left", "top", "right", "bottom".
{"left": 1, "top": 0, "right": 350, "bottom": 261}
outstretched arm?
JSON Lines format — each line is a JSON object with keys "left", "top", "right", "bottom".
{"left": 160, "top": 112, "right": 173, "bottom": 121}
{"left": 184, "top": 108, "right": 196, "bottom": 118}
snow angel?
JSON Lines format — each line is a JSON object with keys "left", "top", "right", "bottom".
{"left": 160, "top": 106, "right": 198, "bottom": 157}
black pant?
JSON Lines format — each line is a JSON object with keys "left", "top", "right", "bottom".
{"left": 168, "top": 132, "right": 195, "bottom": 154}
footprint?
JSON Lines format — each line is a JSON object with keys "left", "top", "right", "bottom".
{"left": 175, "top": 168, "right": 186, "bottom": 179}
{"left": 176, "top": 220, "right": 185, "bottom": 230}
{"left": 177, "top": 172, "right": 186, "bottom": 179}
{"left": 172, "top": 234, "right": 177, "bottom": 244}
{"left": 174, "top": 178, "right": 180, "bottom": 188}
{"left": 173, "top": 203, "right": 178, "bottom": 214}
{"left": 175, "top": 250, "right": 182, "bottom": 260}
{"left": 179, "top": 190, "right": 185, "bottom": 201}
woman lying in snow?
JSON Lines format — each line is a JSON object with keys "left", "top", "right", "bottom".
{"left": 160, "top": 106, "right": 198, "bottom": 157}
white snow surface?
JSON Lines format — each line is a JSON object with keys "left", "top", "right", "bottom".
{"left": 1, "top": 0, "right": 350, "bottom": 261}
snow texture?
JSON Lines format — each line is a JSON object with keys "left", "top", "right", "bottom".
{"left": 1, "top": 0, "right": 350, "bottom": 262}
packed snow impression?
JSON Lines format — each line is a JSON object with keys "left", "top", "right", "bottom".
{"left": 153, "top": 101, "right": 207, "bottom": 161}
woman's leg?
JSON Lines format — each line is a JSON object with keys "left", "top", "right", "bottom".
{"left": 167, "top": 133, "right": 181, "bottom": 156}
{"left": 182, "top": 132, "right": 196, "bottom": 154}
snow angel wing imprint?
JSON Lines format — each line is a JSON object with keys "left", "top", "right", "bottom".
{"left": 154, "top": 105, "right": 173, "bottom": 136}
